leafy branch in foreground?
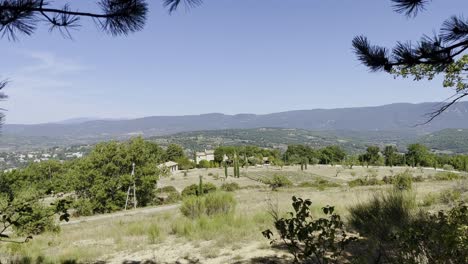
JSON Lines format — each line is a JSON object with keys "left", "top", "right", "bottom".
{"left": 0, "top": 195, "right": 71, "bottom": 243}
{"left": 262, "top": 196, "right": 357, "bottom": 264}
{"left": 353, "top": 0, "right": 468, "bottom": 122}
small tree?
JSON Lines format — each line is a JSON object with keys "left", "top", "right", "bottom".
{"left": 263, "top": 196, "right": 357, "bottom": 263}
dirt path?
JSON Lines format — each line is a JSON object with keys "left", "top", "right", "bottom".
{"left": 62, "top": 204, "right": 180, "bottom": 226}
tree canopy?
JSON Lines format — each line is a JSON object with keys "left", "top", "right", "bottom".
{"left": 353, "top": 0, "right": 468, "bottom": 122}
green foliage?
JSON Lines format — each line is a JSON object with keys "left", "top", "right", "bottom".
{"left": 220, "top": 182, "right": 240, "bottom": 192}
{"left": 298, "top": 178, "right": 340, "bottom": 190}
{"left": 181, "top": 183, "right": 217, "bottom": 197}
{"left": 359, "top": 146, "right": 381, "bottom": 166}
{"left": 204, "top": 192, "right": 236, "bottom": 216}
{"left": 394, "top": 203, "right": 468, "bottom": 264}
{"left": 262, "top": 196, "right": 357, "bottom": 263}
{"left": 180, "top": 195, "right": 206, "bottom": 219}
{"left": 439, "top": 189, "right": 462, "bottom": 205}
{"left": 0, "top": 191, "right": 70, "bottom": 242}
{"left": 348, "top": 177, "right": 384, "bottom": 188}
{"left": 266, "top": 174, "right": 292, "bottom": 190}
{"left": 406, "top": 143, "right": 431, "bottom": 167}
{"left": 393, "top": 170, "right": 413, "bottom": 191}
{"left": 434, "top": 171, "right": 461, "bottom": 181}
{"left": 72, "top": 137, "right": 164, "bottom": 214}
{"left": 347, "top": 191, "right": 415, "bottom": 262}
{"left": 180, "top": 191, "right": 236, "bottom": 219}
{"left": 197, "top": 160, "right": 211, "bottom": 168}
{"left": 165, "top": 144, "right": 185, "bottom": 161}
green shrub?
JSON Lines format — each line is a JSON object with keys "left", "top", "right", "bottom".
{"left": 158, "top": 186, "right": 177, "bottom": 193}
{"left": 263, "top": 196, "right": 357, "bottom": 263}
{"left": 73, "top": 198, "right": 94, "bottom": 217}
{"left": 180, "top": 196, "right": 206, "bottom": 219}
{"left": 208, "top": 172, "right": 213, "bottom": 176}
{"left": 348, "top": 177, "right": 384, "bottom": 187}
{"left": 267, "top": 174, "right": 292, "bottom": 190}
{"left": 180, "top": 191, "right": 236, "bottom": 219}
{"left": 421, "top": 193, "right": 438, "bottom": 207}
{"left": 12, "top": 202, "right": 60, "bottom": 236}
{"left": 220, "top": 182, "right": 240, "bottom": 192}
{"left": 204, "top": 192, "right": 236, "bottom": 216}
{"left": 393, "top": 171, "right": 413, "bottom": 191}
{"left": 439, "top": 189, "right": 462, "bottom": 204}
{"left": 394, "top": 203, "right": 468, "bottom": 263}
{"left": 434, "top": 172, "right": 461, "bottom": 181}
{"left": 443, "top": 164, "right": 455, "bottom": 171}
{"left": 181, "top": 183, "right": 217, "bottom": 197}
{"left": 299, "top": 178, "right": 340, "bottom": 190}
{"left": 347, "top": 190, "right": 415, "bottom": 260}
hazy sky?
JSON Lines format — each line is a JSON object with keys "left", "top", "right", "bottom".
{"left": 1, "top": 0, "right": 467, "bottom": 124}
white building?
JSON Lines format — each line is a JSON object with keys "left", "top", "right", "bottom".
{"left": 158, "top": 161, "right": 179, "bottom": 173}
{"left": 195, "top": 150, "right": 215, "bottom": 164}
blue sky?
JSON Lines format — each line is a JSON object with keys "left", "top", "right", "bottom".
{"left": 0, "top": 0, "right": 467, "bottom": 124}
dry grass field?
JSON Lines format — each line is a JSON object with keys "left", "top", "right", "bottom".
{"left": 1, "top": 165, "right": 466, "bottom": 263}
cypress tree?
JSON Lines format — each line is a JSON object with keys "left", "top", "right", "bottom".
{"left": 198, "top": 175, "right": 203, "bottom": 196}
{"left": 224, "top": 162, "right": 228, "bottom": 178}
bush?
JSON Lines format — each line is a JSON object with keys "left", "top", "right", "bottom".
{"left": 434, "top": 172, "right": 461, "bottom": 181}
{"left": 220, "top": 182, "right": 240, "bottom": 192}
{"left": 347, "top": 190, "right": 415, "bottom": 261}
{"left": 181, "top": 183, "right": 217, "bottom": 197}
{"left": 443, "top": 164, "right": 455, "bottom": 171}
{"left": 73, "top": 198, "right": 94, "bottom": 217}
{"left": 348, "top": 177, "right": 384, "bottom": 187}
{"left": 394, "top": 203, "right": 468, "bottom": 263}
{"left": 204, "top": 191, "right": 236, "bottom": 216}
{"left": 12, "top": 202, "right": 60, "bottom": 236}
{"left": 158, "top": 186, "right": 177, "bottom": 193}
{"left": 180, "top": 196, "right": 206, "bottom": 219}
{"left": 393, "top": 171, "right": 413, "bottom": 191}
{"left": 421, "top": 193, "right": 438, "bottom": 207}
{"left": 298, "top": 178, "right": 340, "bottom": 190}
{"left": 266, "top": 174, "right": 292, "bottom": 190}
{"left": 180, "top": 191, "right": 236, "bottom": 219}
{"left": 439, "top": 189, "right": 462, "bottom": 204}
{"left": 263, "top": 196, "right": 357, "bottom": 263}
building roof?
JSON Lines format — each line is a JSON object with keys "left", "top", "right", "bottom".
{"left": 158, "top": 161, "right": 178, "bottom": 168}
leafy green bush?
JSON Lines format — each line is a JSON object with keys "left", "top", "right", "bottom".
{"left": 263, "top": 196, "right": 357, "bottom": 263}
{"left": 12, "top": 202, "right": 59, "bottom": 236}
{"left": 204, "top": 192, "right": 236, "bottom": 216}
{"left": 180, "top": 196, "right": 206, "bottom": 219}
{"left": 180, "top": 191, "right": 236, "bottom": 218}
{"left": 393, "top": 171, "right": 413, "bottom": 191}
{"left": 73, "top": 198, "right": 94, "bottom": 217}
{"left": 220, "top": 182, "right": 240, "bottom": 192}
{"left": 181, "top": 183, "right": 217, "bottom": 197}
{"left": 434, "top": 172, "right": 461, "bottom": 181}
{"left": 266, "top": 174, "right": 292, "bottom": 190}
{"left": 158, "top": 186, "right": 177, "bottom": 193}
{"left": 443, "top": 164, "right": 455, "bottom": 171}
{"left": 394, "top": 203, "right": 468, "bottom": 263}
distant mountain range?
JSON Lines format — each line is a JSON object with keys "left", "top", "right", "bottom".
{"left": 4, "top": 102, "right": 468, "bottom": 139}
{"left": 2, "top": 102, "right": 468, "bottom": 152}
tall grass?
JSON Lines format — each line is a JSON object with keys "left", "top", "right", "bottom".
{"left": 180, "top": 191, "right": 236, "bottom": 218}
